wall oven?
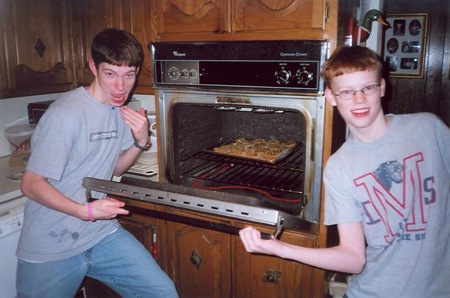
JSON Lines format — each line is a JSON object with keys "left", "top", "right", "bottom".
{"left": 83, "top": 40, "right": 329, "bottom": 231}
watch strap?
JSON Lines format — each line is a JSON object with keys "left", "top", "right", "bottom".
{"left": 134, "top": 139, "right": 151, "bottom": 151}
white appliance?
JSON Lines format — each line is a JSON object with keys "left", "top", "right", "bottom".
{"left": 0, "top": 191, "right": 25, "bottom": 298}
{"left": 0, "top": 157, "right": 26, "bottom": 298}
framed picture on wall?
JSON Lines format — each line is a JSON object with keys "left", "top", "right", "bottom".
{"left": 383, "top": 13, "right": 428, "bottom": 78}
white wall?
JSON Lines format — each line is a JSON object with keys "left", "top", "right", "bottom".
{"left": 0, "top": 93, "right": 155, "bottom": 158}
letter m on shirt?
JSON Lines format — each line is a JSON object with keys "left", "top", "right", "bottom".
{"left": 354, "top": 153, "right": 434, "bottom": 243}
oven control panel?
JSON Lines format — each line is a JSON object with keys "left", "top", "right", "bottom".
{"left": 150, "top": 40, "right": 329, "bottom": 93}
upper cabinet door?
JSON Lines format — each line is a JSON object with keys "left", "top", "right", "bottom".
{"left": 154, "top": 0, "right": 231, "bottom": 41}
{"left": 70, "top": 0, "right": 153, "bottom": 94}
{"left": 0, "top": 0, "right": 75, "bottom": 98}
{"left": 69, "top": 0, "right": 112, "bottom": 90}
{"left": 232, "top": 0, "right": 327, "bottom": 40}
{"left": 153, "top": 0, "right": 333, "bottom": 42}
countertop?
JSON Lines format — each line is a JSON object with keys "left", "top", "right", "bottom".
{"left": 0, "top": 155, "right": 25, "bottom": 209}
{"left": 0, "top": 146, "right": 159, "bottom": 212}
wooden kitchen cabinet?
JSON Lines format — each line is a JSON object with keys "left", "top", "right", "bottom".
{"left": 0, "top": 0, "right": 154, "bottom": 99}
{"left": 0, "top": 0, "right": 75, "bottom": 98}
{"left": 93, "top": 198, "right": 326, "bottom": 298}
{"left": 232, "top": 0, "right": 327, "bottom": 39}
{"left": 153, "top": 0, "right": 231, "bottom": 41}
{"left": 164, "top": 221, "right": 232, "bottom": 297}
{"left": 152, "top": 0, "right": 334, "bottom": 42}
{"left": 1, "top": 0, "right": 338, "bottom": 99}
{"left": 69, "top": 0, "right": 154, "bottom": 94}
{"left": 119, "top": 216, "right": 157, "bottom": 258}
{"left": 232, "top": 230, "right": 322, "bottom": 298}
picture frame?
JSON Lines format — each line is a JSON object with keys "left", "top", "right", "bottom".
{"left": 383, "top": 13, "right": 428, "bottom": 78}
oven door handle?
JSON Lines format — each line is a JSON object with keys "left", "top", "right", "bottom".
{"left": 86, "top": 195, "right": 279, "bottom": 240}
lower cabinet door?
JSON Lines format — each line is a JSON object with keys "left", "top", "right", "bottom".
{"left": 165, "top": 221, "right": 232, "bottom": 298}
{"left": 232, "top": 231, "right": 322, "bottom": 298}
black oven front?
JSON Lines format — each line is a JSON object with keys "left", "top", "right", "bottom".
{"left": 151, "top": 40, "right": 327, "bottom": 93}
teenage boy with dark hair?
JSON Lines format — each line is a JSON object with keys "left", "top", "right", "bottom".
{"left": 17, "top": 29, "right": 178, "bottom": 297}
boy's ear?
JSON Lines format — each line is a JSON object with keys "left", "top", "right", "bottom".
{"left": 324, "top": 87, "right": 337, "bottom": 106}
{"left": 88, "top": 59, "right": 97, "bottom": 76}
{"left": 380, "top": 78, "right": 386, "bottom": 98}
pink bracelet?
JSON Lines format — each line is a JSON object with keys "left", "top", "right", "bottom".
{"left": 87, "top": 202, "right": 95, "bottom": 222}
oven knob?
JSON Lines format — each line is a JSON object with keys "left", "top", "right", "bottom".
{"left": 180, "top": 69, "right": 198, "bottom": 79}
{"left": 168, "top": 67, "right": 180, "bottom": 80}
{"left": 181, "top": 69, "right": 190, "bottom": 77}
{"left": 275, "top": 67, "right": 291, "bottom": 84}
{"left": 189, "top": 69, "right": 198, "bottom": 78}
{"left": 296, "top": 67, "right": 313, "bottom": 85}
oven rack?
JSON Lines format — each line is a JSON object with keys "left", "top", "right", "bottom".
{"left": 185, "top": 146, "right": 306, "bottom": 202}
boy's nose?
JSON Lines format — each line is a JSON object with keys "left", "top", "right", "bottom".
{"left": 116, "top": 78, "right": 125, "bottom": 90}
{"left": 353, "top": 90, "right": 366, "bottom": 101}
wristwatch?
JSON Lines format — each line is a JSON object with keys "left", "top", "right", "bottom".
{"left": 134, "top": 139, "right": 152, "bottom": 151}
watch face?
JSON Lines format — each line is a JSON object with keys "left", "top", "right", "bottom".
{"left": 143, "top": 143, "right": 152, "bottom": 151}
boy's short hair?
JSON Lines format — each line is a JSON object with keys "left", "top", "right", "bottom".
{"left": 91, "top": 28, "right": 144, "bottom": 69}
{"left": 320, "top": 46, "right": 384, "bottom": 87}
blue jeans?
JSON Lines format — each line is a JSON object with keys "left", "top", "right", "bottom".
{"left": 16, "top": 226, "right": 178, "bottom": 298}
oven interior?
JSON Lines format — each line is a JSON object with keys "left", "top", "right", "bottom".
{"left": 164, "top": 99, "right": 314, "bottom": 218}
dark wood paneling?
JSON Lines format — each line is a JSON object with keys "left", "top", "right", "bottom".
{"left": 441, "top": 2, "right": 450, "bottom": 125}
{"left": 384, "top": 0, "right": 450, "bottom": 126}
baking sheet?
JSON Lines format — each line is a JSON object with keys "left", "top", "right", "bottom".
{"left": 204, "top": 138, "right": 298, "bottom": 164}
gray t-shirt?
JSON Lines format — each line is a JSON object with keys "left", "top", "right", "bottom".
{"left": 324, "top": 113, "right": 450, "bottom": 297}
{"left": 17, "top": 87, "right": 133, "bottom": 262}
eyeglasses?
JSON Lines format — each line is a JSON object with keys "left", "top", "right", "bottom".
{"left": 333, "top": 84, "right": 381, "bottom": 101}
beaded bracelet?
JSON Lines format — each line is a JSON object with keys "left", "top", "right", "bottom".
{"left": 87, "top": 202, "right": 95, "bottom": 222}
